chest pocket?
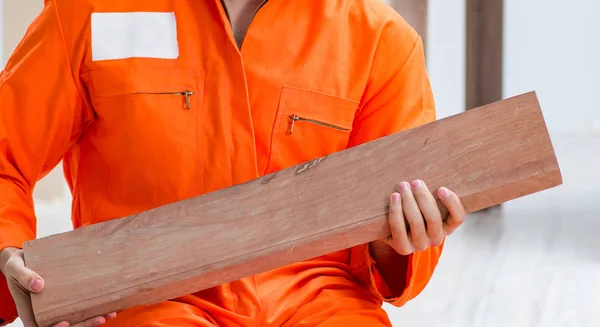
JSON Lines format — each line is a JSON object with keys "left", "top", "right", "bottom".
{"left": 265, "top": 86, "right": 359, "bottom": 174}
{"left": 80, "top": 66, "right": 203, "bottom": 219}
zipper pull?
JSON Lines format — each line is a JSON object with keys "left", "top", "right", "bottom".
{"left": 289, "top": 114, "right": 299, "bottom": 134}
{"left": 183, "top": 90, "right": 194, "bottom": 109}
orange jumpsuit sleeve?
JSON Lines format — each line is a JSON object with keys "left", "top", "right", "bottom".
{"left": 0, "top": 1, "right": 93, "bottom": 325}
{"left": 347, "top": 18, "right": 443, "bottom": 307}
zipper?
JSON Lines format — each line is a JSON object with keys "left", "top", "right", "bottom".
{"left": 131, "top": 91, "right": 195, "bottom": 109}
{"left": 288, "top": 114, "right": 351, "bottom": 134}
{"left": 220, "top": 0, "right": 269, "bottom": 49}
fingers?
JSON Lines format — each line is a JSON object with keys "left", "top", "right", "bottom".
{"left": 52, "top": 313, "right": 117, "bottom": 327}
{"left": 411, "top": 180, "right": 445, "bottom": 246}
{"left": 438, "top": 187, "right": 466, "bottom": 235}
{"left": 386, "top": 181, "right": 463, "bottom": 256}
{"left": 6, "top": 280, "right": 38, "bottom": 327}
{"left": 3, "top": 250, "right": 44, "bottom": 293}
{"left": 2, "top": 251, "right": 115, "bottom": 327}
{"left": 70, "top": 316, "right": 108, "bottom": 327}
{"left": 3, "top": 249, "right": 43, "bottom": 327}
{"left": 384, "top": 192, "right": 414, "bottom": 255}
{"left": 54, "top": 314, "right": 113, "bottom": 327}
{"left": 398, "top": 181, "right": 429, "bottom": 252}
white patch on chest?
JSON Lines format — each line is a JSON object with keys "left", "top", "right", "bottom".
{"left": 91, "top": 12, "right": 179, "bottom": 61}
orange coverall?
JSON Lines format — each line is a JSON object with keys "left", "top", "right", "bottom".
{"left": 0, "top": 0, "right": 443, "bottom": 326}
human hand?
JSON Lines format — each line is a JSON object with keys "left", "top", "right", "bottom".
{"left": 0, "top": 247, "right": 116, "bottom": 327}
{"left": 384, "top": 180, "right": 466, "bottom": 255}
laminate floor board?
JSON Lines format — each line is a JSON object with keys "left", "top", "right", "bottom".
{"left": 7, "top": 134, "right": 599, "bottom": 327}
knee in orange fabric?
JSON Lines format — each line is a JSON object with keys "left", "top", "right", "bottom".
{"left": 276, "top": 288, "right": 392, "bottom": 327}
{"left": 289, "top": 314, "right": 392, "bottom": 327}
{"left": 102, "top": 301, "right": 218, "bottom": 327}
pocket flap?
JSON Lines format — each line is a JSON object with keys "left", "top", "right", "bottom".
{"left": 82, "top": 66, "right": 200, "bottom": 98}
{"left": 278, "top": 86, "right": 359, "bottom": 130}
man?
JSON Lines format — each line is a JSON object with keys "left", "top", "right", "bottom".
{"left": 0, "top": 0, "right": 466, "bottom": 326}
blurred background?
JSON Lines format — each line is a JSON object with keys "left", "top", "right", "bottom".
{"left": 2, "top": 0, "right": 599, "bottom": 326}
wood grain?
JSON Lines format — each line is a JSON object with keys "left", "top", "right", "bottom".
{"left": 23, "top": 92, "right": 562, "bottom": 327}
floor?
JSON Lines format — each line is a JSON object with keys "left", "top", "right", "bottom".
{"left": 7, "top": 134, "right": 599, "bottom": 327}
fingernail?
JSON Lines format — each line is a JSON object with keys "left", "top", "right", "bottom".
{"left": 30, "top": 278, "right": 43, "bottom": 293}
{"left": 399, "top": 182, "right": 410, "bottom": 191}
{"left": 391, "top": 193, "right": 400, "bottom": 202}
{"left": 439, "top": 187, "right": 450, "bottom": 198}
{"left": 411, "top": 180, "right": 422, "bottom": 188}
{"left": 94, "top": 317, "right": 107, "bottom": 326}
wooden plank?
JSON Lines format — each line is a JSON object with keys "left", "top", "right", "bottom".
{"left": 466, "top": 0, "right": 504, "bottom": 110}
{"left": 389, "top": 0, "right": 428, "bottom": 48}
{"left": 24, "top": 92, "right": 562, "bottom": 327}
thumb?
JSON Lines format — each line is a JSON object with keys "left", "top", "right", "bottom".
{"left": 4, "top": 251, "right": 44, "bottom": 293}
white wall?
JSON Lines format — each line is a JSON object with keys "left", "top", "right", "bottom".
{"left": 504, "top": 0, "right": 600, "bottom": 135}
{"left": 426, "top": 0, "right": 466, "bottom": 119}
{"left": 426, "top": 0, "right": 600, "bottom": 134}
